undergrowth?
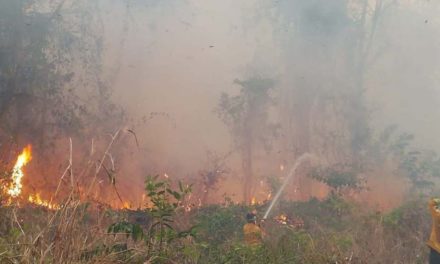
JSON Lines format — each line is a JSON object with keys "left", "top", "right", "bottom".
{"left": 0, "top": 182, "right": 432, "bottom": 264}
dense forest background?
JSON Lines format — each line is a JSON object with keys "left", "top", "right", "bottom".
{"left": 1, "top": 0, "right": 440, "bottom": 208}
{"left": 3, "top": 1, "right": 440, "bottom": 263}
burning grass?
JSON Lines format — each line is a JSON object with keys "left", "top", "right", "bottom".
{"left": 0, "top": 141, "right": 433, "bottom": 263}
{"left": 6, "top": 145, "right": 32, "bottom": 198}
{"left": 2, "top": 145, "right": 60, "bottom": 211}
{"left": 0, "top": 192, "right": 433, "bottom": 263}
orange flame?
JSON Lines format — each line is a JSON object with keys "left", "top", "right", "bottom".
{"left": 28, "top": 193, "right": 60, "bottom": 210}
{"left": 5, "top": 145, "right": 60, "bottom": 210}
{"left": 251, "top": 197, "right": 256, "bottom": 206}
{"left": 276, "top": 214, "right": 288, "bottom": 225}
{"left": 122, "top": 201, "right": 130, "bottom": 209}
{"left": 7, "top": 145, "right": 32, "bottom": 197}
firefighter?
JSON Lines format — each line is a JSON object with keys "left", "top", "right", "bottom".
{"left": 243, "top": 210, "right": 264, "bottom": 246}
{"left": 428, "top": 198, "right": 440, "bottom": 263}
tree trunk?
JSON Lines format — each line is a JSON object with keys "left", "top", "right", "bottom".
{"left": 242, "top": 135, "right": 253, "bottom": 204}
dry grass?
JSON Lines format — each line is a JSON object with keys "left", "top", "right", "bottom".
{"left": 0, "top": 130, "right": 141, "bottom": 264}
{"left": 0, "top": 132, "right": 433, "bottom": 264}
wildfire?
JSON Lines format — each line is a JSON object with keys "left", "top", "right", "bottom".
{"left": 276, "top": 214, "right": 288, "bottom": 225}
{"left": 274, "top": 213, "right": 305, "bottom": 229}
{"left": 122, "top": 201, "right": 131, "bottom": 209}
{"left": 3, "top": 145, "right": 60, "bottom": 210}
{"left": 251, "top": 197, "right": 256, "bottom": 206}
{"left": 7, "top": 145, "right": 32, "bottom": 198}
{"left": 28, "top": 193, "right": 60, "bottom": 210}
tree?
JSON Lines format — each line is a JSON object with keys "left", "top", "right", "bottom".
{"left": 198, "top": 151, "right": 230, "bottom": 205}
{"left": 369, "top": 126, "right": 440, "bottom": 196}
{"left": 0, "top": 0, "right": 126, "bottom": 197}
{"left": 256, "top": 0, "right": 393, "bottom": 199}
{"left": 0, "top": 1, "right": 78, "bottom": 145}
{"left": 0, "top": 0, "right": 127, "bottom": 140}
{"left": 217, "top": 77, "right": 278, "bottom": 203}
{"left": 310, "top": 165, "right": 364, "bottom": 197}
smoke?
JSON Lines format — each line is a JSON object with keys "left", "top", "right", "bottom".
{"left": 5, "top": 0, "right": 440, "bottom": 207}
{"left": 90, "top": 0, "right": 440, "bottom": 204}
{"left": 101, "top": 0, "right": 271, "bottom": 175}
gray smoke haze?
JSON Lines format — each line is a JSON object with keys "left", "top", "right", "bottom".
{"left": 78, "top": 0, "right": 440, "bottom": 204}
{"left": 10, "top": 0, "right": 440, "bottom": 206}
{"left": 101, "top": 1, "right": 277, "bottom": 174}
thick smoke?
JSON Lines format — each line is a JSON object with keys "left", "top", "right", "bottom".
{"left": 93, "top": 0, "right": 440, "bottom": 206}
{"left": 3, "top": 0, "right": 440, "bottom": 208}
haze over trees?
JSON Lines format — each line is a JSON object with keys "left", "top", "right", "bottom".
{"left": 1, "top": 0, "right": 440, "bottom": 263}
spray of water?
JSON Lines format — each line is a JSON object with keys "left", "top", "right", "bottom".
{"left": 263, "top": 153, "right": 315, "bottom": 219}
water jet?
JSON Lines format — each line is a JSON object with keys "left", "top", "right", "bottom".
{"left": 263, "top": 153, "right": 315, "bottom": 219}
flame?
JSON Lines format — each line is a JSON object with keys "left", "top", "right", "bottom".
{"left": 276, "top": 214, "right": 288, "bottom": 225}
{"left": 7, "top": 145, "right": 32, "bottom": 198}
{"left": 267, "top": 192, "right": 272, "bottom": 200}
{"left": 4, "top": 145, "right": 59, "bottom": 210}
{"left": 28, "top": 193, "right": 60, "bottom": 210}
{"left": 251, "top": 197, "right": 256, "bottom": 206}
{"left": 122, "top": 201, "right": 130, "bottom": 209}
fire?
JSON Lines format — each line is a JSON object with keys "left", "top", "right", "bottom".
{"left": 7, "top": 145, "right": 32, "bottom": 197}
{"left": 274, "top": 213, "right": 305, "bottom": 228}
{"left": 251, "top": 197, "right": 256, "bottom": 206}
{"left": 276, "top": 214, "right": 288, "bottom": 225}
{"left": 4, "top": 145, "right": 59, "bottom": 210}
{"left": 28, "top": 193, "right": 60, "bottom": 210}
{"left": 122, "top": 201, "right": 131, "bottom": 209}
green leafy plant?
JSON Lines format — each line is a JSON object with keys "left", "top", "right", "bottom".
{"left": 309, "top": 165, "right": 364, "bottom": 196}
{"left": 108, "top": 221, "right": 144, "bottom": 242}
{"left": 108, "top": 175, "right": 194, "bottom": 262}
